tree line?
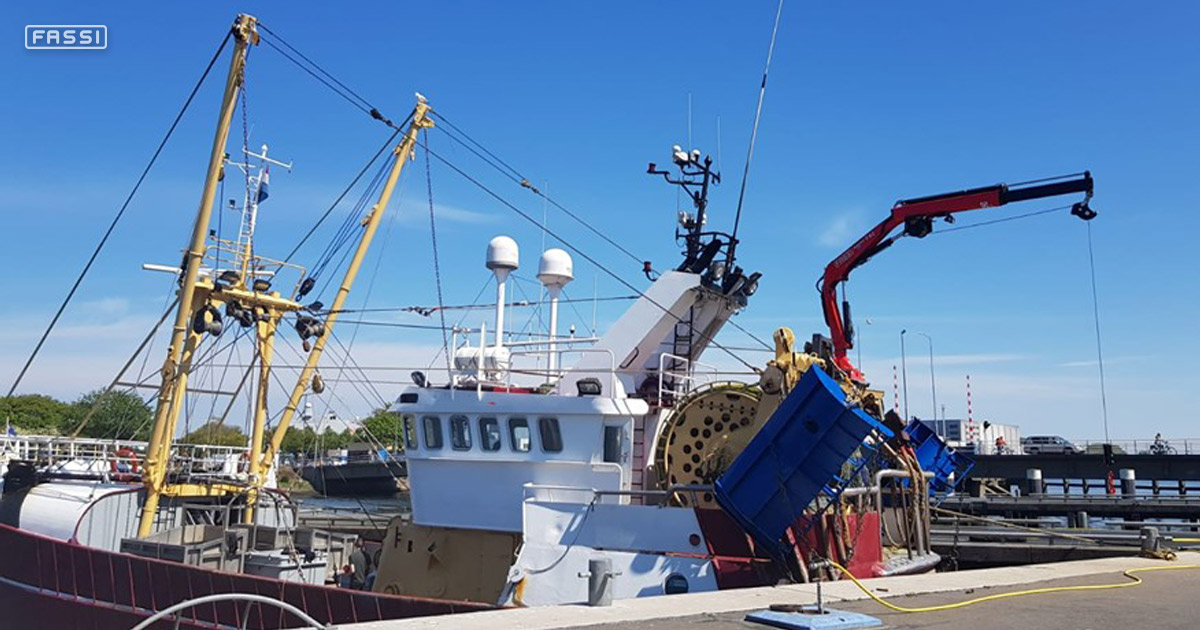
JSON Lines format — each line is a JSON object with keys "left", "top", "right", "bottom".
{"left": 1, "top": 392, "right": 405, "bottom": 456}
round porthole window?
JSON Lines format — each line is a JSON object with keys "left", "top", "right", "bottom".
{"left": 664, "top": 573, "right": 689, "bottom": 595}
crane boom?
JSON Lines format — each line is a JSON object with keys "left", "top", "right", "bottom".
{"left": 820, "top": 172, "right": 1096, "bottom": 381}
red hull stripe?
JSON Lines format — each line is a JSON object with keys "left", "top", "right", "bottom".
{"left": 0, "top": 524, "right": 493, "bottom": 629}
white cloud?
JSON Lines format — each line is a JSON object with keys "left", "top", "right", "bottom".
{"left": 394, "top": 200, "right": 498, "bottom": 225}
{"left": 868, "top": 352, "right": 1030, "bottom": 369}
{"left": 816, "top": 211, "right": 864, "bottom": 248}
{"left": 1057, "top": 355, "right": 1150, "bottom": 369}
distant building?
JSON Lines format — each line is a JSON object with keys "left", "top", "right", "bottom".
{"left": 917, "top": 418, "right": 1022, "bottom": 455}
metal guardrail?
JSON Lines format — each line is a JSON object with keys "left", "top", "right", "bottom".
{"left": 522, "top": 481, "right": 714, "bottom": 506}
{"left": 656, "top": 352, "right": 717, "bottom": 402}
{"left": 506, "top": 347, "right": 618, "bottom": 396}
{"left": 1074, "top": 438, "right": 1200, "bottom": 455}
{"left": 1, "top": 434, "right": 266, "bottom": 482}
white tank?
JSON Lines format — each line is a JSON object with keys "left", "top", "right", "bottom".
{"left": 537, "top": 248, "right": 574, "bottom": 288}
{"left": 486, "top": 236, "right": 520, "bottom": 271}
{"left": 18, "top": 480, "right": 134, "bottom": 542}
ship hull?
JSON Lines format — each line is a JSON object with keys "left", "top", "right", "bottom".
{"left": 0, "top": 524, "right": 491, "bottom": 629}
{"left": 300, "top": 461, "right": 406, "bottom": 496}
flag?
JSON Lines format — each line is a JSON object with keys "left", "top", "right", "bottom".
{"left": 6, "top": 421, "right": 15, "bottom": 437}
{"left": 257, "top": 167, "right": 270, "bottom": 203}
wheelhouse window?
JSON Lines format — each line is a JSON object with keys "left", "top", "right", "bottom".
{"left": 603, "top": 425, "right": 622, "bottom": 463}
{"left": 422, "top": 415, "right": 443, "bottom": 450}
{"left": 509, "top": 417, "right": 531, "bottom": 453}
{"left": 402, "top": 414, "right": 418, "bottom": 450}
{"left": 538, "top": 417, "right": 563, "bottom": 453}
{"left": 479, "top": 417, "right": 502, "bottom": 452}
{"left": 450, "top": 415, "right": 472, "bottom": 451}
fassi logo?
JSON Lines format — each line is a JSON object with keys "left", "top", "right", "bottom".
{"left": 25, "top": 26, "right": 107, "bottom": 50}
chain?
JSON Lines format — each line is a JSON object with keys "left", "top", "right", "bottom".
{"left": 240, "top": 61, "right": 252, "bottom": 271}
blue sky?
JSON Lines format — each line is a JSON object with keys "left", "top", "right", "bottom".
{"left": 1, "top": 2, "right": 1197, "bottom": 440}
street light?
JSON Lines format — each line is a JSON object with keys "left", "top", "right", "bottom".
{"left": 900, "top": 329, "right": 909, "bottom": 422}
{"left": 915, "top": 332, "right": 937, "bottom": 421}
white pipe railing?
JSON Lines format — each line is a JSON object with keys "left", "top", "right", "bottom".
{"left": 657, "top": 352, "right": 717, "bottom": 401}
{"left": 127, "top": 593, "right": 329, "bottom": 630}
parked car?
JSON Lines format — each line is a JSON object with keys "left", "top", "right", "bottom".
{"left": 1021, "top": 435, "right": 1082, "bottom": 455}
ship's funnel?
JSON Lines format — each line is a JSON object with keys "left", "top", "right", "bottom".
{"left": 538, "top": 248, "right": 574, "bottom": 375}
{"left": 486, "top": 236, "right": 519, "bottom": 349}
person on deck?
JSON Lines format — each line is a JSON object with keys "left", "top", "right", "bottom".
{"left": 348, "top": 539, "right": 373, "bottom": 590}
{"left": 337, "top": 564, "right": 354, "bottom": 589}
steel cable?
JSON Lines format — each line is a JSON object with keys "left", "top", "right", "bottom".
{"left": 5, "top": 31, "right": 233, "bottom": 397}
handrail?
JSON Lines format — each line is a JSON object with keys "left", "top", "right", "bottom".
{"left": 657, "top": 352, "right": 717, "bottom": 402}
{"left": 1, "top": 434, "right": 275, "bottom": 486}
{"left": 523, "top": 481, "right": 715, "bottom": 506}
{"left": 127, "top": 593, "right": 329, "bottom": 630}
{"left": 507, "top": 347, "right": 617, "bottom": 396}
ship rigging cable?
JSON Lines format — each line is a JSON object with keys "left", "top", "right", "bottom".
{"left": 1086, "top": 222, "right": 1111, "bottom": 443}
{"left": 432, "top": 111, "right": 647, "bottom": 268}
{"left": 243, "top": 23, "right": 775, "bottom": 354}
{"left": 432, "top": 112, "right": 773, "bottom": 351}
{"left": 421, "top": 140, "right": 760, "bottom": 371}
{"left": 933, "top": 204, "right": 1073, "bottom": 234}
{"left": 424, "top": 128, "right": 455, "bottom": 381}
{"left": 257, "top": 23, "right": 398, "bottom": 129}
{"left": 5, "top": 31, "right": 233, "bottom": 399}
{"left": 309, "top": 153, "right": 394, "bottom": 289}
{"left": 280, "top": 122, "right": 406, "bottom": 265}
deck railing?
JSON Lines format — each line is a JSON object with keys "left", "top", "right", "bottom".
{"left": 0, "top": 434, "right": 269, "bottom": 484}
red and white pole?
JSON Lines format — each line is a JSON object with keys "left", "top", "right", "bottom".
{"left": 966, "top": 374, "right": 977, "bottom": 448}
{"left": 967, "top": 374, "right": 973, "bottom": 425}
{"left": 893, "top": 365, "right": 900, "bottom": 411}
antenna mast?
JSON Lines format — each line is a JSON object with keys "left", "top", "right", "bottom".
{"left": 728, "top": 0, "right": 785, "bottom": 266}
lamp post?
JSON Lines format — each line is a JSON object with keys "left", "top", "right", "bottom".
{"left": 915, "top": 332, "right": 937, "bottom": 421}
{"left": 900, "top": 329, "right": 909, "bottom": 422}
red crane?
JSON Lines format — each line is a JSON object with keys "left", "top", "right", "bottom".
{"left": 819, "top": 172, "right": 1096, "bottom": 382}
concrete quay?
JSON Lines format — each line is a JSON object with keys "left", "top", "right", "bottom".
{"left": 344, "top": 552, "right": 1200, "bottom": 630}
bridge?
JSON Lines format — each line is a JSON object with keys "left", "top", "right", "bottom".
{"left": 967, "top": 453, "right": 1200, "bottom": 484}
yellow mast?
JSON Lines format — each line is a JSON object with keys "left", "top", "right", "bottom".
{"left": 242, "top": 309, "right": 277, "bottom": 524}
{"left": 256, "top": 96, "right": 434, "bottom": 482}
{"left": 138, "top": 14, "right": 260, "bottom": 537}
{"left": 137, "top": 15, "right": 429, "bottom": 535}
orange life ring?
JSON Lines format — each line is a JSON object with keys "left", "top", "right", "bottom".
{"left": 110, "top": 447, "right": 141, "bottom": 481}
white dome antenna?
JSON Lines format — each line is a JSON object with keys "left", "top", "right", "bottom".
{"left": 486, "top": 236, "right": 519, "bottom": 349}
{"left": 538, "top": 249, "right": 574, "bottom": 376}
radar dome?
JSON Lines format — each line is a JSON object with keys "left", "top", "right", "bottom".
{"left": 537, "top": 248, "right": 574, "bottom": 288}
{"left": 486, "top": 236, "right": 519, "bottom": 271}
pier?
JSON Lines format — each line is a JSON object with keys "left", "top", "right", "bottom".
{"left": 336, "top": 553, "right": 1200, "bottom": 630}
{"left": 968, "top": 454, "right": 1200, "bottom": 486}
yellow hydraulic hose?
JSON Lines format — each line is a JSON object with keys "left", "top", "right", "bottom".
{"left": 827, "top": 560, "right": 1200, "bottom": 614}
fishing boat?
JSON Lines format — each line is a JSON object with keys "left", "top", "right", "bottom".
{"left": 1, "top": 9, "right": 1102, "bottom": 628}
{"left": 0, "top": 14, "right": 493, "bottom": 629}
{"left": 299, "top": 441, "right": 407, "bottom": 497}
{"left": 362, "top": 145, "right": 951, "bottom": 605}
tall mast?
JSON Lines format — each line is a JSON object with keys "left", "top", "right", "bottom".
{"left": 257, "top": 95, "right": 434, "bottom": 480}
{"left": 232, "top": 143, "right": 292, "bottom": 281}
{"left": 138, "top": 14, "right": 260, "bottom": 538}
